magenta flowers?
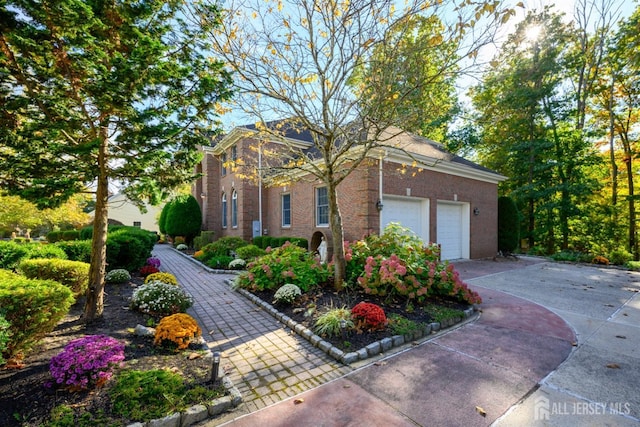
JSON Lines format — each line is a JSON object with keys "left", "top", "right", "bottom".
{"left": 49, "top": 335, "right": 125, "bottom": 391}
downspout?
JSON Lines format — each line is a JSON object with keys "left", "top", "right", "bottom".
{"left": 258, "top": 142, "right": 263, "bottom": 235}
{"left": 379, "top": 153, "right": 384, "bottom": 234}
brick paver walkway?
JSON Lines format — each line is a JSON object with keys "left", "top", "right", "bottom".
{"left": 152, "top": 245, "right": 352, "bottom": 416}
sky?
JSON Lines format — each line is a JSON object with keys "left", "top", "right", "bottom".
{"left": 218, "top": 0, "right": 638, "bottom": 130}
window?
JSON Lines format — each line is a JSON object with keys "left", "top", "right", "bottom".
{"left": 282, "top": 194, "right": 291, "bottom": 227}
{"left": 133, "top": 221, "right": 141, "bottom": 228}
{"left": 316, "top": 187, "right": 329, "bottom": 226}
{"left": 231, "top": 190, "right": 238, "bottom": 228}
{"left": 230, "top": 145, "right": 237, "bottom": 161}
{"left": 221, "top": 153, "right": 227, "bottom": 176}
{"left": 221, "top": 193, "right": 227, "bottom": 228}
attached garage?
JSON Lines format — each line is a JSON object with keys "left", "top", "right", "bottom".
{"left": 380, "top": 196, "right": 429, "bottom": 243}
{"left": 436, "top": 201, "right": 470, "bottom": 260}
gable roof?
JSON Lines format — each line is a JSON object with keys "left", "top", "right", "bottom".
{"left": 208, "top": 120, "right": 505, "bottom": 184}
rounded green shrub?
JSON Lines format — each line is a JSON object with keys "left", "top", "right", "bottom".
{"left": 0, "top": 275, "right": 74, "bottom": 363}
{"left": 106, "top": 228, "right": 152, "bottom": 272}
{"left": 498, "top": 196, "right": 520, "bottom": 253}
{"left": 61, "top": 230, "right": 80, "bottom": 241}
{"left": 130, "top": 281, "right": 193, "bottom": 317}
{"left": 18, "top": 258, "right": 90, "bottom": 299}
{"left": 46, "top": 230, "right": 63, "bottom": 243}
{"left": 164, "top": 195, "right": 202, "bottom": 245}
{"left": 609, "top": 249, "right": 632, "bottom": 266}
{"left": 158, "top": 200, "right": 173, "bottom": 236}
{"left": 54, "top": 239, "right": 92, "bottom": 263}
{"left": 201, "top": 237, "right": 248, "bottom": 259}
{"left": 235, "top": 244, "right": 266, "bottom": 261}
{"left": 0, "top": 241, "right": 29, "bottom": 270}
{"left": 0, "top": 241, "right": 67, "bottom": 271}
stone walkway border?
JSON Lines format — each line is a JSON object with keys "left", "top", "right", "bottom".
{"left": 235, "top": 286, "right": 477, "bottom": 364}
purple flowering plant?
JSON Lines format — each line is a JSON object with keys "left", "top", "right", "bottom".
{"left": 146, "top": 257, "right": 161, "bottom": 269}
{"left": 49, "top": 335, "right": 125, "bottom": 391}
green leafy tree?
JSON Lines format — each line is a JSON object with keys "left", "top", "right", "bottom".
{"left": 0, "top": 0, "right": 233, "bottom": 321}
{"left": 471, "top": 8, "right": 599, "bottom": 252}
{"left": 165, "top": 195, "right": 202, "bottom": 246}
{"left": 351, "top": 14, "right": 459, "bottom": 142}
{"left": 593, "top": 5, "right": 640, "bottom": 259}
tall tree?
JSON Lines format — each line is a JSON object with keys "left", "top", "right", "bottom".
{"left": 0, "top": 0, "right": 233, "bottom": 321}
{"left": 596, "top": 5, "right": 640, "bottom": 258}
{"left": 351, "top": 14, "right": 459, "bottom": 141}
{"left": 196, "top": 0, "right": 515, "bottom": 287}
{"left": 471, "top": 8, "right": 600, "bottom": 251}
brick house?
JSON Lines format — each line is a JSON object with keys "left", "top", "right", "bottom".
{"left": 192, "top": 123, "right": 505, "bottom": 260}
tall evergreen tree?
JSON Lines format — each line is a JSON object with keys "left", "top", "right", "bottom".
{"left": 0, "top": 0, "right": 233, "bottom": 321}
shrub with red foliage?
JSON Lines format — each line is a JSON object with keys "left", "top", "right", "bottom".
{"left": 351, "top": 302, "right": 387, "bottom": 331}
{"left": 139, "top": 265, "right": 159, "bottom": 277}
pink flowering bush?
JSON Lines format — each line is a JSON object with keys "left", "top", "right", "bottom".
{"left": 49, "top": 335, "right": 125, "bottom": 391}
{"left": 235, "top": 241, "right": 329, "bottom": 292}
{"left": 346, "top": 223, "right": 482, "bottom": 305}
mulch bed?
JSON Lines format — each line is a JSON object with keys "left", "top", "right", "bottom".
{"left": 0, "top": 278, "right": 215, "bottom": 427}
{"left": 248, "top": 283, "right": 470, "bottom": 351}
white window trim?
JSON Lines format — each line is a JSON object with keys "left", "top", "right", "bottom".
{"left": 316, "top": 187, "right": 329, "bottom": 227}
{"left": 282, "top": 193, "right": 291, "bottom": 228}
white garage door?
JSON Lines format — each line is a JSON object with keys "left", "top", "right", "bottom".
{"left": 380, "top": 196, "right": 429, "bottom": 243}
{"left": 436, "top": 202, "right": 469, "bottom": 260}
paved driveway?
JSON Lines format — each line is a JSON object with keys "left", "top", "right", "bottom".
{"left": 464, "top": 259, "right": 640, "bottom": 426}
{"left": 190, "top": 254, "right": 640, "bottom": 426}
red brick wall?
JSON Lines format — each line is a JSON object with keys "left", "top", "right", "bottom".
{"left": 195, "top": 141, "right": 499, "bottom": 259}
{"left": 381, "top": 162, "right": 498, "bottom": 258}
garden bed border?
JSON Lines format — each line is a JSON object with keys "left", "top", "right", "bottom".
{"left": 170, "top": 247, "right": 479, "bottom": 365}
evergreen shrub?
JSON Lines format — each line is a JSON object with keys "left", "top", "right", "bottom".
{"left": 0, "top": 275, "right": 74, "bottom": 362}
{"left": 18, "top": 258, "right": 90, "bottom": 299}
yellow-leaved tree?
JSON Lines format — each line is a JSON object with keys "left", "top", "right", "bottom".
{"left": 192, "top": 0, "right": 517, "bottom": 287}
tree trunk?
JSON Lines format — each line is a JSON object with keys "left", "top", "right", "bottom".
{"left": 82, "top": 129, "right": 109, "bottom": 322}
{"left": 626, "top": 158, "right": 637, "bottom": 260}
{"left": 327, "top": 178, "right": 345, "bottom": 290}
{"left": 608, "top": 78, "right": 618, "bottom": 209}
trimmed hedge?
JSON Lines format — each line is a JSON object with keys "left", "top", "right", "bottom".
{"left": 498, "top": 196, "right": 520, "bottom": 253}
{"left": 18, "top": 258, "right": 90, "bottom": 299}
{"left": 0, "top": 271, "right": 74, "bottom": 363}
{"left": 201, "top": 237, "right": 248, "bottom": 258}
{"left": 106, "top": 228, "right": 154, "bottom": 272}
{"left": 235, "top": 244, "right": 266, "bottom": 261}
{"left": 252, "top": 236, "right": 308, "bottom": 250}
{"left": 0, "top": 241, "right": 67, "bottom": 270}
{"left": 55, "top": 240, "right": 92, "bottom": 263}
